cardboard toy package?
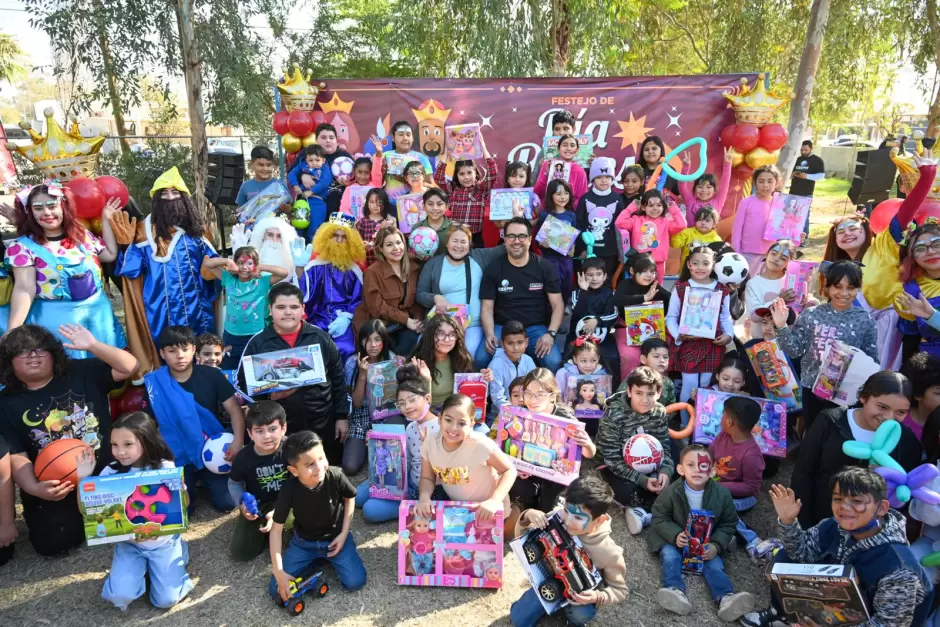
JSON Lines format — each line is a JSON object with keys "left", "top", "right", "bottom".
{"left": 535, "top": 214, "right": 580, "bottom": 255}
{"left": 454, "top": 373, "right": 489, "bottom": 426}
{"left": 745, "top": 340, "right": 802, "bottom": 412}
{"left": 367, "top": 357, "right": 406, "bottom": 422}
{"left": 397, "top": 193, "right": 426, "bottom": 234}
{"left": 368, "top": 426, "right": 407, "bottom": 500}
{"left": 495, "top": 406, "right": 584, "bottom": 485}
{"left": 562, "top": 374, "right": 612, "bottom": 420}
{"left": 622, "top": 303, "right": 666, "bottom": 346}
{"left": 490, "top": 188, "right": 534, "bottom": 221}
{"left": 241, "top": 345, "right": 327, "bottom": 396}
{"left": 812, "top": 340, "right": 879, "bottom": 406}
{"left": 681, "top": 509, "right": 714, "bottom": 573}
{"left": 678, "top": 287, "right": 721, "bottom": 339}
{"left": 768, "top": 563, "right": 869, "bottom": 625}
{"left": 692, "top": 388, "right": 788, "bottom": 458}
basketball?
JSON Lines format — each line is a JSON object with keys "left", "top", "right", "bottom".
{"left": 623, "top": 433, "right": 664, "bottom": 475}
{"left": 34, "top": 438, "right": 92, "bottom": 487}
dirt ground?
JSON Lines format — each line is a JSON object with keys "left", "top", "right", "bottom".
{"left": 0, "top": 181, "right": 852, "bottom": 626}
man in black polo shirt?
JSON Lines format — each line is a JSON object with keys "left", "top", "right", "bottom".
{"left": 475, "top": 217, "right": 564, "bottom": 371}
{"left": 790, "top": 140, "right": 826, "bottom": 240}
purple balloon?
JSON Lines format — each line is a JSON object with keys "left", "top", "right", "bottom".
{"left": 875, "top": 467, "right": 907, "bottom": 484}
{"left": 912, "top": 487, "right": 940, "bottom": 506}
{"left": 909, "top": 464, "right": 940, "bottom": 488}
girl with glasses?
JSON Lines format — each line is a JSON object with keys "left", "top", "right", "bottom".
{"left": 410, "top": 314, "right": 480, "bottom": 410}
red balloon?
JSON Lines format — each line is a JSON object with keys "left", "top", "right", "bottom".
{"left": 731, "top": 124, "right": 760, "bottom": 153}
{"left": 869, "top": 198, "right": 903, "bottom": 234}
{"left": 288, "top": 110, "right": 314, "bottom": 138}
{"left": 64, "top": 177, "right": 106, "bottom": 219}
{"left": 720, "top": 124, "right": 737, "bottom": 149}
{"left": 311, "top": 111, "right": 327, "bottom": 128}
{"left": 759, "top": 123, "right": 788, "bottom": 152}
{"left": 285, "top": 151, "right": 299, "bottom": 169}
{"left": 118, "top": 386, "right": 147, "bottom": 415}
{"left": 732, "top": 165, "right": 754, "bottom": 181}
{"left": 95, "top": 175, "right": 129, "bottom": 208}
{"left": 272, "top": 111, "right": 290, "bottom": 136}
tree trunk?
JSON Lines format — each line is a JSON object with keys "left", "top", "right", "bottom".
{"left": 777, "top": 0, "right": 831, "bottom": 180}
{"left": 549, "top": 0, "right": 570, "bottom": 76}
{"left": 925, "top": 0, "right": 940, "bottom": 138}
{"left": 97, "top": 28, "right": 130, "bottom": 154}
{"left": 173, "top": 0, "right": 208, "bottom": 221}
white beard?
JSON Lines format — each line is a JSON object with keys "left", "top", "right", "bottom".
{"left": 259, "top": 240, "right": 289, "bottom": 271}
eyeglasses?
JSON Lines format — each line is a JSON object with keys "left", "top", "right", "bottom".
{"left": 435, "top": 332, "right": 457, "bottom": 341}
{"left": 912, "top": 238, "right": 940, "bottom": 256}
{"left": 395, "top": 395, "right": 423, "bottom": 410}
{"left": 504, "top": 233, "right": 530, "bottom": 242}
{"left": 14, "top": 348, "right": 50, "bottom": 360}
{"left": 523, "top": 390, "right": 551, "bottom": 401}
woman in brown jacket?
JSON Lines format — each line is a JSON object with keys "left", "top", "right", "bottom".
{"left": 353, "top": 226, "right": 425, "bottom": 354}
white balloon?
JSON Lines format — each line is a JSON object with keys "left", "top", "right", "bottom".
{"left": 78, "top": 141, "right": 91, "bottom": 154}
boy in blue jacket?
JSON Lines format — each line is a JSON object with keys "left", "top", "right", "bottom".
{"left": 288, "top": 145, "right": 333, "bottom": 240}
{"left": 482, "top": 320, "right": 536, "bottom": 420}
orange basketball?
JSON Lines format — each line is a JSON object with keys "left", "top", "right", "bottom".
{"left": 34, "top": 438, "right": 92, "bottom": 487}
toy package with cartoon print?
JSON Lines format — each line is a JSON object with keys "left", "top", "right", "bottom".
{"left": 444, "top": 123, "right": 483, "bottom": 161}
{"left": 678, "top": 287, "right": 721, "bottom": 339}
{"left": 691, "top": 388, "right": 788, "bottom": 458}
{"left": 763, "top": 193, "right": 811, "bottom": 243}
{"left": 490, "top": 188, "right": 534, "bottom": 221}
{"left": 562, "top": 374, "right": 612, "bottom": 420}
{"left": 367, "top": 357, "right": 407, "bottom": 422}
{"left": 768, "top": 563, "right": 869, "bottom": 625}
{"left": 397, "top": 193, "right": 426, "bottom": 234}
{"left": 541, "top": 134, "right": 594, "bottom": 168}
{"left": 535, "top": 214, "right": 581, "bottom": 255}
{"left": 682, "top": 509, "right": 714, "bottom": 573}
{"left": 812, "top": 340, "right": 879, "bottom": 407}
{"left": 745, "top": 340, "right": 802, "bottom": 411}
{"left": 368, "top": 426, "right": 407, "bottom": 500}
{"left": 784, "top": 260, "right": 819, "bottom": 313}
{"left": 495, "top": 406, "right": 584, "bottom": 485}
{"left": 398, "top": 500, "right": 503, "bottom": 589}
{"left": 622, "top": 303, "right": 666, "bottom": 346}
{"left": 78, "top": 467, "right": 187, "bottom": 546}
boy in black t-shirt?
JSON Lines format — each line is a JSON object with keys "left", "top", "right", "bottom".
{"left": 268, "top": 431, "right": 366, "bottom": 602}
{"left": 228, "top": 401, "right": 290, "bottom": 561}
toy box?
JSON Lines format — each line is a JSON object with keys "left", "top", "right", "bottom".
{"left": 490, "top": 188, "right": 534, "bottom": 221}
{"left": 622, "top": 303, "right": 666, "bottom": 346}
{"left": 784, "top": 260, "right": 819, "bottom": 313}
{"left": 510, "top": 511, "right": 602, "bottom": 614}
{"left": 692, "top": 389, "right": 787, "bottom": 457}
{"left": 535, "top": 214, "right": 581, "bottom": 256}
{"left": 398, "top": 500, "right": 503, "bottom": 589}
{"left": 682, "top": 509, "right": 714, "bottom": 573}
{"left": 454, "top": 373, "right": 488, "bottom": 426}
{"left": 236, "top": 180, "right": 292, "bottom": 224}
{"left": 495, "top": 406, "right": 584, "bottom": 486}
{"left": 241, "top": 345, "right": 327, "bottom": 396}
{"left": 745, "top": 340, "right": 803, "bottom": 412}
{"left": 763, "top": 193, "right": 812, "bottom": 243}
{"left": 678, "top": 287, "right": 721, "bottom": 339}
{"left": 427, "top": 304, "right": 470, "bottom": 329}
{"left": 563, "top": 374, "right": 612, "bottom": 419}
{"left": 347, "top": 184, "right": 371, "bottom": 219}
{"left": 812, "top": 340, "right": 879, "bottom": 407}
{"left": 368, "top": 426, "right": 407, "bottom": 500}
{"left": 445, "top": 123, "right": 484, "bottom": 161}
{"left": 397, "top": 193, "right": 426, "bottom": 234}
{"left": 79, "top": 466, "right": 187, "bottom": 546}
{"left": 547, "top": 159, "right": 573, "bottom": 183}
{"left": 386, "top": 153, "right": 407, "bottom": 176}
{"left": 542, "top": 134, "right": 594, "bottom": 168}
{"left": 768, "top": 563, "right": 869, "bottom": 626}
{"left": 367, "top": 357, "right": 406, "bottom": 421}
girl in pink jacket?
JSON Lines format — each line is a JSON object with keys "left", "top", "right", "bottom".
{"left": 679, "top": 147, "right": 734, "bottom": 224}
{"left": 731, "top": 165, "right": 782, "bottom": 275}
{"left": 533, "top": 134, "right": 588, "bottom": 209}
{"left": 615, "top": 189, "right": 687, "bottom": 280}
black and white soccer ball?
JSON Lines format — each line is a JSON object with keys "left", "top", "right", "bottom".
{"left": 715, "top": 252, "right": 749, "bottom": 285}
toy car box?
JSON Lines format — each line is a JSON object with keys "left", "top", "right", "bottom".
{"left": 768, "top": 563, "right": 869, "bottom": 625}
{"left": 241, "top": 345, "right": 327, "bottom": 396}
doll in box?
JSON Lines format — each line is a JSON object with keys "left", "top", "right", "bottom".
{"left": 403, "top": 508, "right": 435, "bottom": 576}
{"left": 374, "top": 440, "right": 392, "bottom": 488}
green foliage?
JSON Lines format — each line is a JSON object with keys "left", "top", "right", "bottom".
{"left": 0, "top": 34, "right": 25, "bottom": 84}
{"left": 97, "top": 142, "right": 194, "bottom": 215}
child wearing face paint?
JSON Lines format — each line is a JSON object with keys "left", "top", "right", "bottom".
{"left": 896, "top": 223, "right": 940, "bottom": 362}
{"left": 611, "top": 254, "right": 672, "bottom": 380}
{"left": 509, "top": 475, "right": 629, "bottom": 627}
{"left": 615, "top": 189, "right": 687, "bottom": 281}
{"left": 567, "top": 257, "right": 619, "bottom": 377}
{"left": 575, "top": 157, "right": 626, "bottom": 278}
{"left": 731, "top": 166, "right": 782, "bottom": 275}
{"left": 433, "top": 131, "right": 497, "bottom": 249}
{"left": 650, "top": 445, "right": 755, "bottom": 621}
{"left": 678, "top": 147, "right": 734, "bottom": 225}
{"left": 823, "top": 215, "right": 872, "bottom": 264}
{"left": 790, "top": 372, "right": 922, "bottom": 529}
{"left": 740, "top": 239, "right": 805, "bottom": 341}
{"left": 373, "top": 121, "right": 434, "bottom": 206}
{"left": 670, "top": 206, "right": 723, "bottom": 269}
{"left": 533, "top": 134, "right": 589, "bottom": 210}
{"left": 742, "top": 468, "right": 933, "bottom": 627}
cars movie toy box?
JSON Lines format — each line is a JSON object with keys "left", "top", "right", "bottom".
{"left": 495, "top": 406, "right": 584, "bottom": 486}
{"left": 241, "top": 345, "right": 327, "bottom": 396}
{"left": 79, "top": 467, "right": 187, "bottom": 546}
{"left": 768, "top": 563, "right": 869, "bottom": 626}
{"left": 398, "top": 500, "right": 503, "bottom": 589}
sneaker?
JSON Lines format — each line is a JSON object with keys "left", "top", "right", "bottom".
{"left": 747, "top": 538, "right": 783, "bottom": 563}
{"left": 717, "top": 592, "right": 754, "bottom": 622}
{"left": 739, "top": 606, "right": 788, "bottom": 627}
{"left": 657, "top": 587, "right": 693, "bottom": 615}
{"left": 625, "top": 507, "right": 650, "bottom": 535}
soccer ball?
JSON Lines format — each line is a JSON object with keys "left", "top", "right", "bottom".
{"left": 623, "top": 433, "right": 664, "bottom": 474}
{"left": 715, "top": 252, "right": 749, "bottom": 285}
{"left": 409, "top": 226, "right": 439, "bottom": 261}
{"left": 202, "top": 433, "right": 234, "bottom": 474}
{"left": 331, "top": 156, "right": 355, "bottom": 183}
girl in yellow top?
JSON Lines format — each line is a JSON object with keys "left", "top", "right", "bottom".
{"left": 670, "top": 206, "right": 723, "bottom": 268}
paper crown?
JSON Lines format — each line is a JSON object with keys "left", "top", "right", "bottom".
{"left": 892, "top": 150, "right": 940, "bottom": 199}
{"left": 412, "top": 99, "right": 452, "bottom": 124}
{"left": 8, "top": 108, "right": 106, "bottom": 181}
{"left": 320, "top": 93, "right": 354, "bottom": 115}
{"left": 276, "top": 64, "right": 326, "bottom": 112}
{"left": 328, "top": 212, "right": 356, "bottom": 228}
{"left": 722, "top": 74, "right": 794, "bottom": 126}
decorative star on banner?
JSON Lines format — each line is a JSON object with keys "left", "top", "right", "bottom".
{"left": 609, "top": 109, "right": 615, "bottom": 115}
{"left": 613, "top": 112, "right": 655, "bottom": 154}
{"left": 479, "top": 113, "right": 494, "bottom": 129}
{"left": 512, "top": 107, "right": 518, "bottom": 113}
{"left": 667, "top": 112, "right": 683, "bottom": 129}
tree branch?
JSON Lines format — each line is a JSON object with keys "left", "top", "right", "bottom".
{"left": 652, "top": 5, "right": 708, "bottom": 69}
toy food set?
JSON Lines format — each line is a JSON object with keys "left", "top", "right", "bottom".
{"left": 681, "top": 509, "right": 715, "bottom": 573}
{"left": 622, "top": 302, "right": 666, "bottom": 346}
{"left": 279, "top": 566, "right": 329, "bottom": 616}
{"left": 745, "top": 340, "right": 802, "bottom": 411}
{"left": 784, "top": 260, "right": 819, "bottom": 312}
{"left": 444, "top": 123, "right": 484, "bottom": 161}
{"left": 495, "top": 406, "right": 584, "bottom": 486}
{"left": 367, "top": 357, "right": 406, "bottom": 421}
{"left": 427, "top": 304, "right": 470, "bottom": 329}
{"left": 768, "top": 563, "right": 869, "bottom": 626}
{"left": 398, "top": 500, "right": 503, "bottom": 589}
{"left": 79, "top": 466, "right": 188, "bottom": 546}
{"left": 692, "top": 389, "right": 787, "bottom": 458}
{"left": 812, "top": 340, "right": 880, "bottom": 407}
{"left": 535, "top": 214, "right": 581, "bottom": 255}
{"left": 454, "top": 373, "right": 489, "bottom": 426}
{"left": 763, "top": 193, "right": 812, "bottom": 243}
{"left": 490, "top": 188, "right": 534, "bottom": 220}
{"left": 510, "top": 511, "right": 602, "bottom": 614}
{"left": 678, "top": 287, "right": 721, "bottom": 339}
{"left": 368, "top": 426, "right": 407, "bottom": 500}
{"left": 241, "top": 345, "right": 327, "bottom": 396}
{"left": 563, "top": 374, "right": 612, "bottom": 419}
{"left": 541, "top": 134, "right": 594, "bottom": 168}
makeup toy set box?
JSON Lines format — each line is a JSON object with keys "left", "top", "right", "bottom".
{"left": 495, "top": 406, "right": 584, "bottom": 486}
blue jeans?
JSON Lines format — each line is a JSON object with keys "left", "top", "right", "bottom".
{"left": 184, "top": 465, "right": 235, "bottom": 513}
{"left": 268, "top": 532, "right": 367, "bottom": 600}
{"left": 102, "top": 536, "right": 192, "bottom": 610}
{"left": 355, "top": 481, "right": 447, "bottom": 523}
{"left": 659, "top": 543, "right": 734, "bottom": 602}
{"left": 510, "top": 587, "right": 597, "bottom": 626}
{"left": 474, "top": 324, "right": 562, "bottom": 372}
{"left": 733, "top": 497, "right": 759, "bottom": 546}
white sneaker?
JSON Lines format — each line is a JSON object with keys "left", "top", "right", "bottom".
{"left": 657, "top": 587, "right": 693, "bottom": 615}
{"left": 717, "top": 592, "right": 755, "bottom": 622}
{"left": 625, "top": 507, "right": 649, "bottom": 535}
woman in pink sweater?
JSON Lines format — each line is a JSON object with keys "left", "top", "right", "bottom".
{"left": 679, "top": 147, "right": 734, "bottom": 224}
{"left": 731, "top": 165, "right": 782, "bottom": 275}
{"left": 615, "top": 189, "right": 687, "bottom": 280}
{"left": 533, "top": 134, "right": 588, "bottom": 209}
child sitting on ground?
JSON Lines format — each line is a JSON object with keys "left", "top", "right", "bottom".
{"left": 742, "top": 468, "right": 934, "bottom": 627}
{"left": 509, "top": 475, "right": 629, "bottom": 627}
{"left": 650, "top": 444, "right": 754, "bottom": 622}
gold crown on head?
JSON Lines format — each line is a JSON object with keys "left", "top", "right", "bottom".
{"left": 722, "top": 73, "right": 794, "bottom": 126}
{"left": 320, "top": 93, "right": 354, "bottom": 115}
{"left": 891, "top": 149, "right": 940, "bottom": 199}
{"left": 328, "top": 212, "right": 355, "bottom": 228}
{"left": 7, "top": 108, "right": 106, "bottom": 181}
{"left": 277, "top": 64, "right": 326, "bottom": 112}
{"left": 412, "top": 99, "right": 452, "bottom": 124}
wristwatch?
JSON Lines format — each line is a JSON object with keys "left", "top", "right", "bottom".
{"left": 547, "top": 330, "right": 557, "bottom": 338}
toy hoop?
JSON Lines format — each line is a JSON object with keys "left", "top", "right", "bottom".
{"left": 666, "top": 402, "right": 696, "bottom": 440}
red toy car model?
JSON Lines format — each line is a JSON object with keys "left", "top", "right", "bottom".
{"left": 522, "top": 514, "right": 601, "bottom": 604}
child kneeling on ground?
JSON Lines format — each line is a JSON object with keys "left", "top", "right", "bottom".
{"left": 649, "top": 444, "right": 754, "bottom": 622}
{"left": 509, "top": 475, "right": 628, "bottom": 626}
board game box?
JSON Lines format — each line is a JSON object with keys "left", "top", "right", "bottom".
{"left": 692, "top": 388, "right": 788, "bottom": 458}
{"left": 768, "top": 563, "right": 869, "bottom": 625}
{"left": 241, "top": 345, "right": 327, "bottom": 396}
{"left": 495, "top": 406, "right": 584, "bottom": 485}
{"left": 541, "top": 134, "right": 594, "bottom": 168}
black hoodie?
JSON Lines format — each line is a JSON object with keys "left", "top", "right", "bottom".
{"left": 610, "top": 276, "right": 671, "bottom": 320}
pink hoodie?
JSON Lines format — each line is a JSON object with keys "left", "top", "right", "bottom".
{"left": 679, "top": 158, "right": 733, "bottom": 223}
{"left": 731, "top": 192, "right": 779, "bottom": 255}
{"left": 615, "top": 198, "right": 687, "bottom": 278}
{"left": 533, "top": 159, "right": 588, "bottom": 210}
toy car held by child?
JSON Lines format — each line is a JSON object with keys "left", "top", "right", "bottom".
{"left": 521, "top": 515, "right": 601, "bottom": 603}
{"left": 279, "top": 568, "right": 329, "bottom": 616}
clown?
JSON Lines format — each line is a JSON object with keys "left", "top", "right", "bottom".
{"left": 111, "top": 167, "right": 218, "bottom": 374}
{"left": 234, "top": 216, "right": 299, "bottom": 283}
{"left": 292, "top": 213, "right": 365, "bottom": 360}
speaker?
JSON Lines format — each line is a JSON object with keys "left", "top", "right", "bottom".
{"left": 848, "top": 148, "right": 896, "bottom": 204}
{"left": 206, "top": 153, "right": 245, "bottom": 206}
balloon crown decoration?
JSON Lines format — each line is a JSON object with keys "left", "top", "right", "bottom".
{"left": 8, "top": 108, "right": 106, "bottom": 181}
{"left": 722, "top": 73, "right": 795, "bottom": 127}
{"left": 890, "top": 148, "right": 939, "bottom": 199}
{"left": 276, "top": 64, "right": 326, "bottom": 113}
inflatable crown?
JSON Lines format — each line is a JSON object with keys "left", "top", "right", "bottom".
{"left": 891, "top": 148, "right": 940, "bottom": 199}
{"left": 276, "top": 64, "right": 326, "bottom": 112}
{"left": 7, "top": 108, "right": 105, "bottom": 181}
{"left": 722, "top": 74, "right": 794, "bottom": 126}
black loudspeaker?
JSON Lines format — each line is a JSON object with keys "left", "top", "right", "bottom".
{"left": 206, "top": 153, "right": 245, "bottom": 206}
{"left": 848, "top": 149, "right": 896, "bottom": 205}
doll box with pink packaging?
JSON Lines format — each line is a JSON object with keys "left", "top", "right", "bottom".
{"left": 444, "top": 123, "right": 484, "bottom": 161}
{"left": 398, "top": 500, "right": 504, "bottom": 589}
{"left": 495, "top": 406, "right": 584, "bottom": 486}
{"left": 692, "top": 388, "right": 788, "bottom": 458}
{"left": 368, "top": 427, "right": 407, "bottom": 500}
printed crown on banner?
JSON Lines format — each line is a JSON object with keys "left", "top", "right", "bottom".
{"left": 722, "top": 73, "right": 794, "bottom": 127}
{"left": 8, "top": 108, "right": 106, "bottom": 181}
{"left": 891, "top": 149, "right": 940, "bottom": 199}
{"left": 276, "top": 64, "right": 326, "bottom": 113}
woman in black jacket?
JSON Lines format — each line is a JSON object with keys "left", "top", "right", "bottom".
{"left": 790, "top": 371, "right": 923, "bottom": 528}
